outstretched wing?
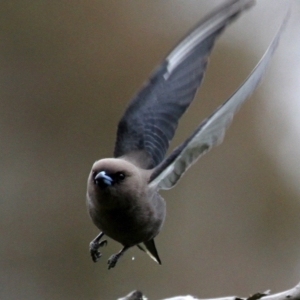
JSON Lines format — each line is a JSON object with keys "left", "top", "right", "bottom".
{"left": 114, "top": 0, "right": 255, "bottom": 169}
{"left": 149, "top": 11, "right": 289, "bottom": 190}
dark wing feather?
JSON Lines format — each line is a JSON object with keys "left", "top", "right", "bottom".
{"left": 114, "top": 0, "right": 255, "bottom": 169}
{"left": 149, "top": 10, "right": 289, "bottom": 190}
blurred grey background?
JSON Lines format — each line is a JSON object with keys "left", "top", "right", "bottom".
{"left": 1, "top": 1, "right": 300, "bottom": 299}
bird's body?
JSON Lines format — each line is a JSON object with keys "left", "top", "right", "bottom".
{"left": 86, "top": 0, "right": 288, "bottom": 269}
{"left": 87, "top": 158, "right": 165, "bottom": 247}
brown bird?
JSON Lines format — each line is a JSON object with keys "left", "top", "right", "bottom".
{"left": 86, "top": 0, "right": 287, "bottom": 269}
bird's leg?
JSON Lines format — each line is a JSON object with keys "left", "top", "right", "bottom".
{"left": 107, "top": 245, "right": 129, "bottom": 269}
{"left": 89, "top": 232, "right": 107, "bottom": 263}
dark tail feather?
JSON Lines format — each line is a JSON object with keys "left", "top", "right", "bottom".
{"left": 137, "top": 239, "right": 161, "bottom": 265}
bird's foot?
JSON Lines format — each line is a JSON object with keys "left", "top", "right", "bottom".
{"left": 107, "top": 253, "right": 120, "bottom": 269}
{"left": 89, "top": 239, "right": 107, "bottom": 263}
{"left": 107, "top": 245, "right": 129, "bottom": 269}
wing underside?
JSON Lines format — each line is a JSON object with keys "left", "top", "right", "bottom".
{"left": 149, "top": 11, "right": 289, "bottom": 190}
{"left": 114, "top": 0, "right": 255, "bottom": 169}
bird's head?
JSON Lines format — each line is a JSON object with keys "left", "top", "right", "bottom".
{"left": 87, "top": 158, "right": 151, "bottom": 208}
{"left": 90, "top": 159, "right": 133, "bottom": 190}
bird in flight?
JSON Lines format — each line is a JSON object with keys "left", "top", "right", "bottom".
{"left": 86, "top": 0, "right": 287, "bottom": 269}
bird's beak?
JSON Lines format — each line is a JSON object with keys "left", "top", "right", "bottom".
{"left": 94, "top": 171, "right": 113, "bottom": 187}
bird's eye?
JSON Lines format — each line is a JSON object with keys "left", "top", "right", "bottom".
{"left": 115, "top": 172, "right": 125, "bottom": 182}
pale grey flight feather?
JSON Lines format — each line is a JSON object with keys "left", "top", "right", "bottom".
{"left": 166, "top": 0, "right": 254, "bottom": 78}
{"left": 149, "top": 10, "right": 289, "bottom": 191}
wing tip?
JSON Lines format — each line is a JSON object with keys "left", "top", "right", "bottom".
{"left": 165, "top": 0, "right": 256, "bottom": 75}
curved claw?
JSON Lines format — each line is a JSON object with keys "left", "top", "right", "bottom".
{"left": 99, "top": 240, "right": 107, "bottom": 247}
{"left": 90, "top": 249, "right": 101, "bottom": 263}
{"left": 89, "top": 232, "right": 107, "bottom": 263}
{"left": 107, "top": 245, "right": 130, "bottom": 269}
{"left": 107, "top": 254, "right": 118, "bottom": 269}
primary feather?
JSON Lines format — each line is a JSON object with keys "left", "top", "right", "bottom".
{"left": 114, "top": 0, "right": 255, "bottom": 169}
{"left": 149, "top": 10, "right": 289, "bottom": 190}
